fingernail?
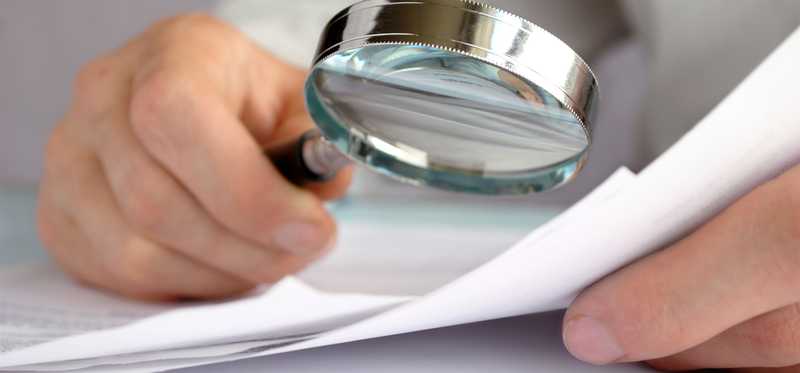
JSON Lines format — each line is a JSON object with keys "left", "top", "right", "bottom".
{"left": 273, "top": 223, "right": 328, "bottom": 255}
{"left": 563, "top": 316, "right": 624, "bottom": 365}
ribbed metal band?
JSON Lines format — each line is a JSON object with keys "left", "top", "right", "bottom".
{"left": 311, "top": 0, "right": 599, "bottom": 135}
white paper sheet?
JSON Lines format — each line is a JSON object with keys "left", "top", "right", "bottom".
{"left": 0, "top": 166, "right": 636, "bottom": 372}
{"left": 47, "top": 25, "right": 800, "bottom": 373}
{"left": 12, "top": 335, "right": 313, "bottom": 372}
{"left": 259, "top": 24, "right": 800, "bottom": 356}
{"left": 0, "top": 264, "right": 171, "bottom": 354}
{"left": 268, "top": 22, "right": 800, "bottom": 352}
{"left": 2, "top": 25, "right": 798, "bottom": 373}
{"left": 0, "top": 265, "right": 409, "bottom": 369}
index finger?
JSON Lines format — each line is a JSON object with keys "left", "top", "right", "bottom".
{"left": 129, "top": 24, "right": 336, "bottom": 254}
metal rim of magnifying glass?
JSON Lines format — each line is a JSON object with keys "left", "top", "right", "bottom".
{"left": 305, "top": 0, "right": 599, "bottom": 195}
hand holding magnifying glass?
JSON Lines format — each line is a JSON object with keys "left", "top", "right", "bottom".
{"left": 269, "top": 0, "right": 599, "bottom": 195}
{"left": 37, "top": 0, "right": 597, "bottom": 301}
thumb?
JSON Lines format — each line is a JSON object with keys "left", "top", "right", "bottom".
{"left": 244, "top": 49, "right": 354, "bottom": 201}
{"left": 562, "top": 166, "right": 800, "bottom": 365}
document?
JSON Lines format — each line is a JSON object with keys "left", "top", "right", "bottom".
{"left": 1, "top": 26, "right": 799, "bottom": 373}
{"left": 0, "top": 265, "right": 169, "bottom": 353}
{"left": 0, "top": 263, "right": 410, "bottom": 371}
{"left": 0, "top": 168, "right": 631, "bottom": 372}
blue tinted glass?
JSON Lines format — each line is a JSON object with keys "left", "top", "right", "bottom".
{"left": 306, "top": 45, "right": 589, "bottom": 194}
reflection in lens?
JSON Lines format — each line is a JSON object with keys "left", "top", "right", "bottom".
{"left": 306, "top": 45, "right": 590, "bottom": 193}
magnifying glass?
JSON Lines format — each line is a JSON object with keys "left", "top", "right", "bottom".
{"left": 269, "top": 0, "right": 598, "bottom": 195}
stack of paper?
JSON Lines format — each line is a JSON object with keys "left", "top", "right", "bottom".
{"left": 1, "top": 26, "right": 798, "bottom": 373}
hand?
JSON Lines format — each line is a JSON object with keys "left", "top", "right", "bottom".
{"left": 37, "top": 14, "right": 352, "bottom": 301}
{"left": 563, "top": 165, "right": 800, "bottom": 371}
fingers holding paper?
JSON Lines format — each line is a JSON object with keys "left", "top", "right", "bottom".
{"left": 563, "top": 165, "right": 800, "bottom": 370}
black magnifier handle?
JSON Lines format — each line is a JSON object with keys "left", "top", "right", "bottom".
{"left": 266, "top": 130, "right": 351, "bottom": 186}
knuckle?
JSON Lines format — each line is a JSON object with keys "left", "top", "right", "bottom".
{"left": 112, "top": 159, "right": 176, "bottom": 240}
{"left": 129, "top": 68, "right": 193, "bottom": 151}
{"left": 72, "top": 57, "right": 116, "bottom": 116}
{"left": 159, "top": 13, "right": 240, "bottom": 44}
{"left": 151, "top": 14, "right": 251, "bottom": 71}
{"left": 120, "top": 176, "right": 168, "bottom": 237}
{"left": 130, "top": 68, "right": 187, "bottom": 122}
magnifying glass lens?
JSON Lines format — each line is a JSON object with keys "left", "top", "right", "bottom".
{"left": 306, "top": 45, "right": 590, "bottom": 194}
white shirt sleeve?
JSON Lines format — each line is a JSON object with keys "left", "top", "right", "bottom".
{"left": 215, "top": 0, "right": 354, "bottom": 68}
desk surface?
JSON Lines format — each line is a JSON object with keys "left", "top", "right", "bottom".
{"left": 181, "top": 312, "right": 655, "bottom": 373}
{"left": 0, "top": 187, "right": 655, "bottom": 373}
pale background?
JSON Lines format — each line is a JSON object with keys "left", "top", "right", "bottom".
{"left": 0, "top": 1, "right": 215, "bottom": 186}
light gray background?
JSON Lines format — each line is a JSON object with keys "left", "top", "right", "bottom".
{"left": 0, "top": 1, "right": 215, "bottom": 185}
